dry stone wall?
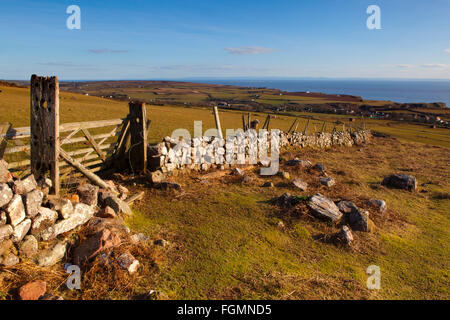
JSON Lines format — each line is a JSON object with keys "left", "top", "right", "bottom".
{"left": 148, "top": 130, "right": 371, "bottom": 176}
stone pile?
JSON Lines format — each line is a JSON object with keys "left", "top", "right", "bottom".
{"left": 0, "top": 159, "right": 132, "bottom": 268}
{"left": 275, "top": 190, "right": 386, "bottom": 246}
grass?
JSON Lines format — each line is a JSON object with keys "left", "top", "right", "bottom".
{"left": 0, "top": 84, "right": 449, "bottom": 300}
{"left": 121, "top": 137, "right": 449, "bottom": 300}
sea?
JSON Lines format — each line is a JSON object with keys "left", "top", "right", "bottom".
{"left": 192, "top": 79, "right": 450, "bottom": 107}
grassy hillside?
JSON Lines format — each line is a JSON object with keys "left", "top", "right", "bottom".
{"left": 122, "top": 137, "right": 449, "bottom": 299}
{"left": 1, "top": 85, "right": 449, "bottom": 147}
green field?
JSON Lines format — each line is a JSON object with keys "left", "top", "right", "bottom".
{"left": 1, "top": 85, "right": 449, "bottom": 147}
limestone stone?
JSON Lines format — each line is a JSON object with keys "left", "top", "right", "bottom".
{"left": 0, "top": 252, "right": 19, "bottom": 267}
{"left": 116, "top": 252, "right": 140, "bottom": 274}
{"left": 0, "top": 183, "right": 13, "bottom": 208}
{"left": 0, "top": 211, "right": 6, "bottom": 225}
{"left": 101, "top": 193, "right": 132, "bottom": 215}
{"left": 382, "top": 174, "right": 417, "bottom": 191}
{"left": 0, "top": 224, "right": 13, "bottom": 241}
{"left": 19, "top": 235, "right": 38, "bottom": 258}
{"left": 12, "top": 174, "right": 37, "bottom": 194}
{"left": 292, "top": 178, "right": 308, "bottom": 191}
{"left": 366, "top": 199, "right": 387, "bottom": 213}
{"left": 348, "top": 209, "right": 370, "bottom": 232}
{"left": 5, "top": 194, "right": 25, "bottom": 226}
{"left": 336, "top": 225, "right": 354, "bottom": 245}
{"left": 46, "top": 197, "right": 73, "bottom": 219}
{"left": 308, "top": 194, "right": 342, "bottom": 222}
{"left": 286, "top": 159, "right": 312, "bottom": 168}
{"left": 0, "top": 159, "right": 13, "bottom": 183}
{"left": 319, "top": 177, "right": 336, "bottom": 187}
{"left": 40, "top": 203, "right": 94, "bottom": 241}
{"left": 131, "top": 233, "right": 149, "bottom": 244}
{"left": 337, "top": 201, "right": 370, "bottom": 232}
{"left": 337, "top": 201, "right": 359, "bottom": 214}
{"left": 77, "top": 184, "right": 99, "bottom": 206}
{"left": 31, "top": 207, "right": 58, "bottom": 238}
{"left": 34, "top": 241, "right": 67, "bottom": 267}
{"left": 24, "top": 189, "right": 44, "bottom": 218}
{"left": 11, "top": 218, "right": 31, "bottom": 243}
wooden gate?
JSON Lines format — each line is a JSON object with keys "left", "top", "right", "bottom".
{"left": 0, "top": 75, "right": 148, "bottom": 195}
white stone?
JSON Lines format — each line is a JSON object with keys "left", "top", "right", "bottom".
{"left": 11, "top": 218, "right": 31, "bottom": 243}
{"left": 40, "top": 203, "right": 94, "bottom": 241}
{"left": 0, "top": 183, "right": 13, "bottom": 208}
{"left": 5, "top": 194, "right": 26, "bottom": 227}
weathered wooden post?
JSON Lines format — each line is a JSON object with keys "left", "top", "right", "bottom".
{"left": 303, "top": 118, "right": 310, "bottom": 135}
{"left": 128, "top": 101, "right": 148, "bottom": 173}
{"left": 288, "top": 118, "right": 297, "bottom": 133}
{"left": 213, "top": 106, "right": 223, "bottom": 140}
{"left": 242, "top": 114, "right": 247, "bottom": 131}
{"left": 30, "top": 75, "right": 60, "bottom": 194}
{"left": 293, "top": 120, "right": 299, "bottom": 133}
{"left": 262, "top": 115, "right": 269, "bottom": 130}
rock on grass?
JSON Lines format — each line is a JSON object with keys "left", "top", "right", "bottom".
{"left": 308, "top": 193, "right": 342, "bottom": 222}
{"left": 34, "top": 241, "right": 67, "bottom": 267}
{"left": 382, "top": 174, "right": 417, "bottom": 191}
{"left": 19, "top": 280, "right": 46, "bottom": 300}
{"left": 292, "top": 178, "right": 308, "bottom": 191}
{"left": 116, "top": 252, "right": 140, "bottom": 274}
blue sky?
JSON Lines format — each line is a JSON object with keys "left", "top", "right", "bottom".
{"left": 0, "top": 0, "right": 449, "bottom": 80}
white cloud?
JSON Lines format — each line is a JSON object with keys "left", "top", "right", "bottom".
{"left": 396, "top": 64, "right": 415, "bottom": 69}
{"left": 224, "top": 46, "right": 276, "bottom": 55}
{"left": 421, "top": 63, "right": 449, "bottom": 68}
{"left": 445, "top": 48, "right": 450, "bottom": 53}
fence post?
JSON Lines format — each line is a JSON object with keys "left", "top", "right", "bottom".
{"left": 128, "top": 101, "right": 148, "bottom": 173}
{"left": 30, "top": 75, "right": 60, "bottom": 195}
{"left": 212, "top": 106, "right": 223, "bottom": 140}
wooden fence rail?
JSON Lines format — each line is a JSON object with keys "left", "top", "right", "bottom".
{"left": 0, "top": 75, "right": 149, "bottom": 195}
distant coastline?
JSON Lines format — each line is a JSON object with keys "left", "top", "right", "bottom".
{"left": 191, "top": 79, "right": 450, "bottom": 107}
{"left": 4, "top": 78, "right": 449, "bottom": 107}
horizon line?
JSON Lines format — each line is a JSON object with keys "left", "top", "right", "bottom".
{"left": 3, "top": 77, "right": 450, "bottom": 82}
